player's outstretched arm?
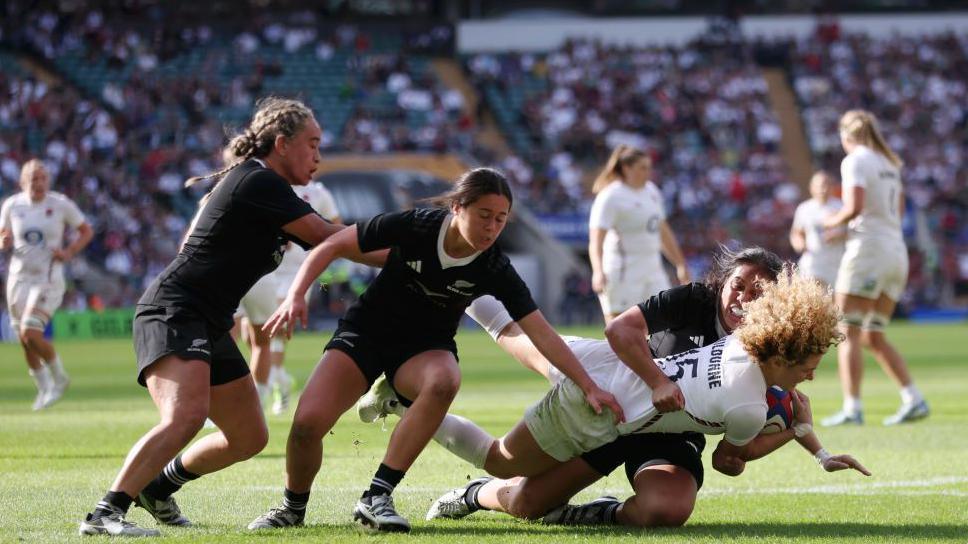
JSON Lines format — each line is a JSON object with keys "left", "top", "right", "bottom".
{"left": 517, "top": 310, "right": 625, "bottom": 423}
{"left": 265, "top": 225, "right": 358, "bottom": 338}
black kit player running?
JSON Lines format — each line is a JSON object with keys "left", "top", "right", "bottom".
{"left": 81, "top": 98, "right": 344, "bottom": 538}
{"left": 134, "top": 159, "right": 316, "bottom": 385}
{"left": 329, "top": 207, "right": 537, "bottom": 392}
{"left": 251, "top": 168, "right": 622, "bottom": 534}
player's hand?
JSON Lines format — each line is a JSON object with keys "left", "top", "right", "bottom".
{"left": 583, "top": 385, "right": 625, "bottom": 424}
{"left": 652, "top": 380, "right": 685, "bottom": 412}
{"left": 822, "top": 454, "right": 871, "bottom": 476}
{"left": 0, "top": 230, "right": 11, "bottom": 250}
{"left": 791, "top": 389, "right": 813, "bottom": 427}
{"left": 263, "top": 294, "right": 307, "bottom": 339}
{"left": 714, "top": 454, "right": 746, "bottom": 476}
{"left": 675, "top": 264, "right": 691, "bottom": 285}
{"left": 51, "top": 248, "right": 72, "bottom": 262}
{"left": 591, "top": 271, "right": 606, "bottom": 294}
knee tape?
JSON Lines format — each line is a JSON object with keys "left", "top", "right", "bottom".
{"left": 21, "top": 315, "right": 47, "bottom": 331}
{"left": 841, "top": 312, "right": 865, "bottom": 328}
{"left": 862, "top": 312, "right": 890, "bottom": 332}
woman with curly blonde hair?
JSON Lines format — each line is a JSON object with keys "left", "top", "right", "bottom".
{"left": 420, "top": 268, "right": 865, "bottom": 510}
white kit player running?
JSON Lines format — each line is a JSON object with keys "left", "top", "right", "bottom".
{"left": 418, "top": 270, "right": 844, "bottom": 483}
{"left": 790, "top": 171, "right": 845, "bottom": 287}
{"left": 265, "top": 181, "right": 341, "bottom": 413}
{"left": 821, "top": 110, "right": 929, "bottom": 427}
{"left": 589, "top": 145, "right": 689, "bottom": 322}
{"left": 1, "top": 159, "right": 92, "bottom": 410}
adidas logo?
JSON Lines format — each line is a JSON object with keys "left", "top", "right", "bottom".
{"left": 689, "top": 335, "right": 704, "bottom": 347}
{"left": 407, "top": 261, "right": 422, "bottom": 273}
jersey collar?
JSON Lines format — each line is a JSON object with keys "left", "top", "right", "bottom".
{"left": 437, "top": 213, "right": 482, "bottom": 269}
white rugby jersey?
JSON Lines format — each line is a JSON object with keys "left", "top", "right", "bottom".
{"left": 841, "top": 145, "right": 904, "bottom": 245}
{"left": 0, "top": 191, "right": 85, "bottom": 280}
{"left": 566, "top": 335, "right": 768, "bottom": 447}
{"left": 793, "top": 197, "right": 845, "bottom": 272}
{"left": 275, "top": 182, "right": 340, "bottom": 276}
{"left": 589, "top": 180, "right": 665, "bottom": 270}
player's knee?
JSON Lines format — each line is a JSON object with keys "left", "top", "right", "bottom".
{"left": 421, "top": 373, "right": 461, "bottom": 404}
{"left": 230, "top": 423, "right": 269, "bottom": 460}
{"left": 289, "top": 418, "right": 325, "bottom": 446}
{"left": 633, "top": 494, "right": 693, "bottom": 527}
{"left": 162, "top": 410, "right": 207, "bottom": 442}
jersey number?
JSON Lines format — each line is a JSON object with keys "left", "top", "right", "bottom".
{"left": 661, "top": 353, "right": 699, "bottom": 383}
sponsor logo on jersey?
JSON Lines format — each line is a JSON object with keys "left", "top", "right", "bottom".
{"left": 407, "top": 260, "right": 422, "bottom": 273}
{"left": 446, "top": 280, "right": 476, "bottom": 296}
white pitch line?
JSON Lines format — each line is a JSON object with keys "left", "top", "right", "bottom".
{"left": 243, "top": 476, "right": 968, "bottom": 498}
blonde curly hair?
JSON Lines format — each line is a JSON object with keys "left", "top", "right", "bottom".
{"left": 734, "top": 266, "right": 843, "bottom": 367}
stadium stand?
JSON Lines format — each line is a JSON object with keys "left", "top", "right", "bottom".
{"left": 1, "top": 5, "right": 965, "bottom": 318}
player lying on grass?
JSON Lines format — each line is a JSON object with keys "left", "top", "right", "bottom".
{"left": 360, "top": 252, "right": 869, "bottom": 526}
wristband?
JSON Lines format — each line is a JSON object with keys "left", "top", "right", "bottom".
{"left": 814, "top": 448, "right": 832, "bottom": 465}
{"left": 793, "top": 422, "right": 812, "bottom": 438}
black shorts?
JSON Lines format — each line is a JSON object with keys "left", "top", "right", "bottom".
{"left": 324, "top": 319, "right": 458, "bottom": 406}
{"left": 134, "top": 304, "right": 249, "bottom": 387}
{"left": 580, "top": 432, "right": 705, "bottom": 489}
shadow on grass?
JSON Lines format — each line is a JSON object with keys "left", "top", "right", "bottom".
{"left": 417, "top": 521, "right": 968, "bottom": 540}
{"left": 205, "top": 520, "right": 968, "bottom": 540}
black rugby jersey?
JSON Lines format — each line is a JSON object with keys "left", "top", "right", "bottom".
{"left": 639, "top": 283, "right": 723, "bottom": 358}
{"left": 346, "top": 207, "right": 536, "bottom": 339}
{"left": 140, "top": 159, "right": 316, "bottom": 330}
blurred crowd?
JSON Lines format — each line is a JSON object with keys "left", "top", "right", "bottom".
{"left": 792, "top": 26, "right": 968, "bottom": 306}
{"left": 1, "top": 6, "right": 966, "bottom": 316}
{"left": 465, "top": 34, "right": 797, "bottom": 275}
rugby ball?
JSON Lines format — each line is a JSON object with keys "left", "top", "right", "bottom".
{"left": 761, "top": 386, "right": 794, "bottom": 434}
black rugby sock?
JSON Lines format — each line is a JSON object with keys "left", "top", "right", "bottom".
{"left": 464, "top": 480, "right": 489, "bottom": 512}
{"left": 143, "top": 455, "right": 199, "bottom": 500}
{"left": 363, "top": 463, "right": 405, "bottom": 498}
{"left": 93, "top": 491, "right": 134, "bottom": 519}
{"left": 283, "top": 488, "right": 310, "bottom": 514}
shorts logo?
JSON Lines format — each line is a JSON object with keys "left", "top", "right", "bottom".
{"left": 187, "top": 338, "right": 211, "bottom": 355}
{"left": 407, "top": 261, "right": 422, "bottom": 273}
{"left": 333, "top": 331, "right": 358, "bottom": 347}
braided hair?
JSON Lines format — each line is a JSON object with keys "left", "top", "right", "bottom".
{"left": 185, "top": 97, "right": 316, "bottom": 189}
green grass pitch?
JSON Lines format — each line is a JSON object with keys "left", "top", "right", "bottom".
{"left": 1, "top": 322, "right": 966, "bottom": 543}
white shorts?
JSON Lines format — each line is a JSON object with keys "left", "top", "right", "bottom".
{"left": 272, "top": 269, "right": 314, "bottom": 304}
{"left": 6, "top": 277, "right": 65, "bottom": 330}
{"left": 524, "top": 377, "right": 620, "bottom": 462}
{"left": 798, "top": 254, "right": 841, "bottom": 287}
{"left": 240, "top": 274, "right": 280, "bottom": 324}
{"left": 599, "top": 267, "right": 670, "bottom": 315}
{"left": 835, "top": 239, "right": 908, "bottom": 301}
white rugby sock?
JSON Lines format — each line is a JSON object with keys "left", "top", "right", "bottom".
{"left": 29, "top": 366, "right": 53, "bottom": 392}
{"left": 900, "top": 385, "right": 923, "bottom": 405}
{"left": 432, "top": 413, "right": 495, "bottom": 469}
{"left": 465, "top": 295, "right": 514, "bottom": 340}
{"left": 268, "top": 365, "right": 280, "bottom": 387}
{"left": 46, "top": 355, "right": 67, "bottom": 379}
{"left": 843, "top": 396, "right": 862, "bottom": 415}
